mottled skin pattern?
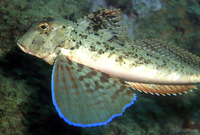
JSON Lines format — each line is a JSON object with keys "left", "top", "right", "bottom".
{"left": 17, "top": 9, "right": 200, "bottom": 95}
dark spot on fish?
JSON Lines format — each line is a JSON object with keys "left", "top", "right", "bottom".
{"left": 86, "top": 88, "right": 94, "bottom": 93}
{"left": 94, "top": 80, "right": 104, "bottom": 90}
{"left": 156, "top": 65, "right": 161, "bottom": 70}
{"left": 79, "top": 41, "right": 82, "bottom": 45}
{"left": 74, "top": 91, "right": 79, "bottom": 95}
{"left": 45, "top": 32, "right": 49, "bottom": 36}
{"left": 162, "top": 60, "right": 166, "bottom": 64}
{"left": 79, "top": 34, "right": 87, "bottom": 39}
{"left": 115, "top": 56, "right": 123, "bottom": 63}
{"left": 119, "top": 79, "right": 126, "bottom": 85}
{"left": 129, "top": 63, "right": 135, "bottom": 68}
{"left": 67, "top": 60, "right": 73, "bottom": 65}
{"left": 123, "top": 90, "right": 133, "bottom": 97}
{"left": 90, "top": 46, "right": 95, "bottom": 51}
{"left": 111, "top": 86, "right": 126, "bottom": 101}
{"left": 77, "top": 64, "right": 84, "bottom": 72}
{"left": 96, "top": 41, "right": 101, "bottom": 45}
{"left": 42, "top": 41, "right": 45, "bottom": 43}
{"left": 100, "top": 73, "right": 110, "bottom": 83}
{"left": 146, "top": 53, "right": 152, "bottom": 57}
{"left": 135, "top": 61, "right": 139, "bottom": 64}
{"left": 98, "top": 49, "right": 104, "bottom": 54}
{"left": 144, "top": 59, "right": 151, "bottom": 64}
{"left": 75, "top": 44, "right": 80, "bottom": 49}
{"left": 62, "top": 77, "right": 66, "bottom": 82}
{"left": 94, "top": 33, "right": 99, "bottom": 36}
{"left": 133, "top": 54, "right": 138, "bottom": 58}
{"left": 110, "top": 47, "right": 115, "bottom": 50}
{"left": 104, "top": 44, "right": 109, "bottom": 49}
{"left": 139, "top": 57, "right": 144, "bottom": 61}
{"left": 63, "top": 25, "right": 66, "bottom": 28}
{"left": 112, "top": 32, "right": 118, "bottom": 35}
{"left": 86, "top": 70, "right": 97, "bottom": 78}
{"left": 83, "top": 35, "right": 88, "bottom": 39}
{"left": 78, "top": 63, "right": 84, "bottom": 69}
{"left": 94, "top": 81, "right": 99, "bottom": 86}
{"left": 79, "top": 76, "right": 84, "bottom": 81}
{"left": 72, "top": 30, "right": 77, "bottom": 34}
{"left": 86, "top": 26, "right": 91, "bottom": 31}
{"left": 118, "top": 43, "right": 124, "bottom": 46}
{"left": 70, "top": 66, "right": 74, "bottom": 70}
{"left": 85, "top": 83, "right": 90, "bottom": 87}
{"left": 32, "top": 40, "right": 35, "bottom": 44}
{"left": 65, "top": 66, "right": 78, "bottom": 89}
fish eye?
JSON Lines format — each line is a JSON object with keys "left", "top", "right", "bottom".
{"left": 38, "top": 22, "right": 50, "bottom": 31}
{"left": 41, "top": 25, "right": 46, "bottom": 29}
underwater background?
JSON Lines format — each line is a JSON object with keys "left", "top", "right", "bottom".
{"left": 0, "top": 0, "right": 200, "bottom": 134}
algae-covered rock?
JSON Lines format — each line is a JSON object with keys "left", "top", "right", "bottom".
{"left": 0, "top": 74, "right": 29, "bottom": 135}
{"left": 131, "top": 0, "right": 162, "bottom": 18}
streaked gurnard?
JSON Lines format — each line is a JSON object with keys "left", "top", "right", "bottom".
{"left": 17, "top": 9, "right": 200, "bottom": 127}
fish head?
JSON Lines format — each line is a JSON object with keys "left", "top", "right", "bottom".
{"left": 17, "top": 19, "right": 74, "bottom": 61}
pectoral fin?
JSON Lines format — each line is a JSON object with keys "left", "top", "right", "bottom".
{"left": 51, "top": 55, "right": 136, "bottom": 127}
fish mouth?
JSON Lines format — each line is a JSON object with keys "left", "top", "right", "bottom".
{"left": 17, "top": 42, "right": 51, "bottom": 59}
{"left": 17, "top": 42, "right": 34, "bottom": 55}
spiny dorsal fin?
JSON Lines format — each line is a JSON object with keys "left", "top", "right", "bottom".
{"left": 132, "top": 39, "right": 200, "bottom": 66}
{"left": 51, "top": 54, "right": 136, "bottom": 127}
{"left": 78, "top": 9, "right": 127, "bottom": 44}
{"left": 125, "top": 81, "right": 197, "bottom": 96}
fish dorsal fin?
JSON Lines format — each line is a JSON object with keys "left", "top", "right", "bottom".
{"left": 78, "top": 9, "right": 127, "bottom": 44}
{"left": 51, "top": 54, "right": 136, "bottom": 127}
{"left": 133, "top": 39, "right": 200, "bottom": 66}
{"left": 125, "top": 81, "right": 197, "bottom": 96}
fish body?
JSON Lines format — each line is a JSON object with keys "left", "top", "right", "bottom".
{"left": 17, "top": 9, "right": 200, "bottom": 127}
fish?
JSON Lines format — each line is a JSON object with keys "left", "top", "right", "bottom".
{"left": 17, "top": 9, "right": 200, "bottom": 127}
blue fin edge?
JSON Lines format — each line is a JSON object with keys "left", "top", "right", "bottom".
{"left": 51, "top": 63, "right": 137, "bottom": 127}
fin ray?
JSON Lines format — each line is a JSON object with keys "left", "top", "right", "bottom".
{"left": 125, "top": 81, "right": 197, "bottom": 96}
{"left": 78, "top": 9, "right": 127, "bottom": 44}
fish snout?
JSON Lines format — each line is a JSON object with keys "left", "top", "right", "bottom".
{"left": 17, "top": 42, "right": 34, "bottom": 55}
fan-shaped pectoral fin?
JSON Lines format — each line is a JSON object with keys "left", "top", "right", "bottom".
{"left": 51, "top": 54, "right": 136, "bottom": 127}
